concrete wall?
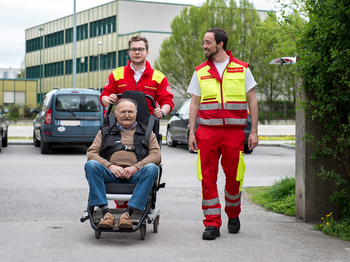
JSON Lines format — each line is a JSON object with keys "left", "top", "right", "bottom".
{"left": 295, "top": 87, "right": 350, "bottom": 222}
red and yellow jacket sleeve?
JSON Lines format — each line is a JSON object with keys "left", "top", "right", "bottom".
{"left": 153, "top": 70, "right": 174, "bottom": 112}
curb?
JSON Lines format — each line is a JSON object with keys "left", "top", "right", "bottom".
{"left": 258, "top": 143, "right": 295, "bottom": 149}
{"left": 8, "top": 141, "right": 34, "bottom": 145}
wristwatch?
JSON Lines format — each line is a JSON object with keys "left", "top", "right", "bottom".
{"left": 161, "top": 111, "right": 166, "bottom": 119}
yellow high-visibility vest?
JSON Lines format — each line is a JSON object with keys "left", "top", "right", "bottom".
{"left": 195, "top": 51, "right": 248, "bottom": 127}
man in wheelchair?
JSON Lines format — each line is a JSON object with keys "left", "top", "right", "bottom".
{"left": 85, "top": 98, "right": 161, "bottom": 229}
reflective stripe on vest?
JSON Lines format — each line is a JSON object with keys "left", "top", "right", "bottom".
{"left": 198, "top": 118, "right": 223, "bottom": 125}
{"left": 225, "top": 103, "right": 248, "bottom": 110}
{"left": 202, "top": 197, "right": 220, "bottom": 207}
{"left": 199, "top": 103, "right": 248, "bottom": 111}
{"left": 225, "top": 118, "right": 247, "bottom": 126}
{"left": 198, "top": 118, "right": 247, "bottom": 126}
{"left": 203, "top": 208, "right": 221, "bottom": 216}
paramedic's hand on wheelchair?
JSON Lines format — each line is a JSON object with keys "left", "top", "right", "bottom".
{"left": 108, "top": 165, "right": 137, "bottom": 180}
{"left": 102, "top": 94, "right": 118, "bottom": 106}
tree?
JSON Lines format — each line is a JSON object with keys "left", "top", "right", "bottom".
{"left": 154, "top": 0, "right": 262, "bottom": 98}
{"left": 252, "top": 13, "right": 299, "bottom": 118}
{"left": 19, "top": 58, "right": 26, "bottom": 79}
{"left": 297, "top": 0, "right": 350, "bottom": 217}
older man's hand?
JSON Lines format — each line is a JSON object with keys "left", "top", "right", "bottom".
{"left": 108, "top": 165, "right": 124, "bottom": 179}
{"left": 121, "top": 166, "right": 138, "bottom": 180}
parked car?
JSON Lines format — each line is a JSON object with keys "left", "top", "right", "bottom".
{"left": 166, "top": 99, "right": 254, "bottom": 154}
{"left": 30, "top": 87, "right": 105, "bottom": 154}
{"left": 0, "top": 105, "right": 9, "bottom": 153}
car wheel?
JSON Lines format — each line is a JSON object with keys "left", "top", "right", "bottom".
{"left": 33, "top": 130, "right": 40, "bottom": 147}
{"left": 2, "top": 130, "right": 8, "bottom": 147}
{"left": 166, "top": 128, "right": 177, "bottom": 147}
{"left": 244, "top": 144, "right": 253, "bottom": 154}
{"left": 40, "top": 137, "right": 50, "bottom": 154}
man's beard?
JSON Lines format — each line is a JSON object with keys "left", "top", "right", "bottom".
{"left": 205, "top": 45, "right": 219, "bottom": 59}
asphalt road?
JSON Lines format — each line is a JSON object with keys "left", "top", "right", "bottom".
{"left": 7, "top": 124, "right": 296, "bottom": 138}
{"left": 1, "top": 145, "right": 349, "bottom": 261}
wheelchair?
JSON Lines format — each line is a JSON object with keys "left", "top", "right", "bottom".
{"left": 80, "top": 91, "right": 165, "bottom": 240}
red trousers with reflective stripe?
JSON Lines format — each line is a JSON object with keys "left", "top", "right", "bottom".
{"left": 196, "top": 125, "right": 245, "bottom": 229}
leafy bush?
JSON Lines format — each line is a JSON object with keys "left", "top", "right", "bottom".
{"left": 8, "top": 104, "right": 20, "bottom": 119}
{"left": 23, "top": 104, "right": 34, "bottom": 118}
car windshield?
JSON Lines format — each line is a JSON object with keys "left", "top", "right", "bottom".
{"left": 55, "top": 94, "right": 101, "bottom": 112}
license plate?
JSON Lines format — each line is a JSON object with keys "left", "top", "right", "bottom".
{"left": 58, "top": 120, "right": 81, "bottom": 126}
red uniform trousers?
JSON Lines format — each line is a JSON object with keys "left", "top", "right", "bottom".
{"left": 196, "top": 125, "right": 245, "bottom": 229}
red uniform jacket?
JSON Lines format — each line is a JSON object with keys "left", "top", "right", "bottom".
{"left": 100, "top": 60, "right": 174, "bottom": 114}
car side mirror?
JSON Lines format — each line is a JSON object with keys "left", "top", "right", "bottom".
{"left": 30, "top": 108, "right": 38, "bottom": 114}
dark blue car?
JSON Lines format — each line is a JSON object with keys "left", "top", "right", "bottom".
{"left": 31, "top": 87, "right": 105, "bottom": 154}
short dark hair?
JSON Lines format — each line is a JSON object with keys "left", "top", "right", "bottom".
{"left": 207, "top": 28, "right": 228, "bottom": 51}
{"left": 128, "top": 35, "right": 149, "bottom": 51}
{"left": 115, "top": 98, "right": 138, "bottom": 111}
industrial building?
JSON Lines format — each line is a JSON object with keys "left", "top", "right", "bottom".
{"left": 24, "top": 0, "right": 192, "bottom": 101}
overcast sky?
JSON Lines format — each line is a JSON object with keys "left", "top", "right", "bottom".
{"left": 0, "top": 0, "right": 279, "bottom": 69}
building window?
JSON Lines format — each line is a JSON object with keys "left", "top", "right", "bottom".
{"left": 26, "top": 65, "right": 43, "bottom": 79}
{"left": 118, "top": 50, "right": 129, "bottom": 67}
{"left": 66, "top": 28, "right": 73, "bottom": 43}
{"left": 66, "top": 24, "right": 88, "bottom": 43}
{"left": 65, "top": 60, "right": 72, "bottom": 75}
{"left": 26, "top": 36, "right": 43, "bottom": 53}
{"left": 90, "top": 16, "right": 116, "bottom": 38}
{"left": 65, "top": 57, "right": 88, "bottom": 75}
{"left": 4, "top": 91, "right": 14, "bottom": 104}
{"left": 3, "top": 72, "right": 8, "bottom": 78}
{"left": 44, "top": 31, "right": 64, "bottom": 48}
{"left": 77, "top": 57, "right": 88, "bottom": 73}
{"left": 15, "top": 92, "right": 26, "bottom": 104}
{"left": 45, "top": 61, "right": 64, "bottom": 77}
{"left": 89, "top": 52, "right": 116, "bottom": 72}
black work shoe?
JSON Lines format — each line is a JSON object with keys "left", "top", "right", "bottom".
{"left": 202, "top": 226, "right": 220, "bottom": 240}
{"left": 228, "top": 217, "right": 240, "bottom": 233}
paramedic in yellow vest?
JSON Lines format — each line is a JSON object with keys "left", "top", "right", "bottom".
{"left": 188, "top": 28, "right": 259, "bottom": 240}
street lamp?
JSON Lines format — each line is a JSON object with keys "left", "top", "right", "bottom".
{"left": 39, "top": 26, "right": 43, "bottom": 103}
{"left": 98, "top": 41, "right": 102, "bottom": 93}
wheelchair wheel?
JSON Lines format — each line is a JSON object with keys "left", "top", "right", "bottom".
{"left": 140, "top": 224, "right": 146, "bottom": 240}
{"left": 95, "top": 230, "right": 101, "bottom": 239}
{"left": 153, "top": 215, "right": 159, "bottom": 233}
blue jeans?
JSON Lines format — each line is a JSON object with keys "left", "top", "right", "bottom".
{"left": 85, "top": 160, "right": 158, "bottom": 211}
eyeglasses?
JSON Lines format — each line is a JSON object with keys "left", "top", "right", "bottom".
{"left": 129, "top": 48, "right": 146, "bottom": 53}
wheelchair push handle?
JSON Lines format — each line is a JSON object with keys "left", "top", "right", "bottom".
{"left": 105, "top": 93, "right": 156, "bottom": 116}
